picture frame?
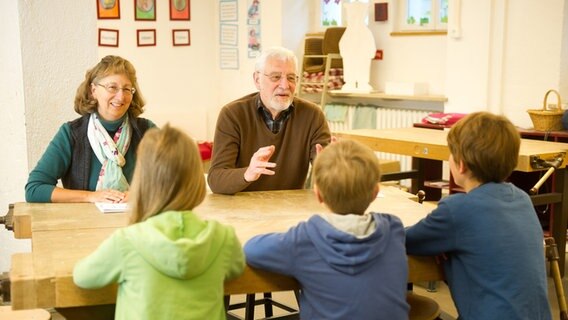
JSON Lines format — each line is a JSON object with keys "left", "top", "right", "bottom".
{"left": 135, "top": 0, "right": 156, "bottom": 21}
{"left": 169, "top": 0, "right": 190, "bottom": 21}
{"left": 137, "top": 29, "right": 156, "bottom": 47}
{"left": 172, "top": 29, "right": 190, "bottom": 46}
{"left": 96, "top": 0, "right": 120, "bottom": 19}
{"left": 98, "top": 28, "right": 119, "bottom": 47}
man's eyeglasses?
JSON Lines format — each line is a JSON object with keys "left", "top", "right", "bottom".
{"left": 95, "top": 83, "right": 136, "bottom": 95}
{"left": 261, "top": 72, "right": 299, "bottom": 84}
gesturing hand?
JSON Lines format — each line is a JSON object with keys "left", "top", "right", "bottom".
{"left": 244, "top": 145, "right": 277, "bottom": 182}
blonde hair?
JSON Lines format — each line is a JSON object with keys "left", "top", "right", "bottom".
{"left": 313, "top": 140, "right": 381, "bottom": 214}
{"left": 447, "top": 111, "right": 520, "bottom": 183}
{"left": 74, "top": 55, "right": 146, "bottom": 118}
{"left": 129, "top": 124, "right": 206, "bottom": 223}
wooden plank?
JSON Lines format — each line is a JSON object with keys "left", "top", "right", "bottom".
{"left": 0, "top": 306, "right": 50, "bottom": 320}
{"left": 13, "top": 202, "right": 128, "bottom": 239}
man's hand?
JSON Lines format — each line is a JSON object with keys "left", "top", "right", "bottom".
{"left": 244, "top": 145, "right": 277, "bottom": 182}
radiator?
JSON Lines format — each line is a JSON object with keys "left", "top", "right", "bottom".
{"left": 327, "top": 106, "right": 431, "bottom": 183}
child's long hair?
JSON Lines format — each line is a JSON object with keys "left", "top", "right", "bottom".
{"left": 129, "top": 124, "right": 206, "bottom": 223}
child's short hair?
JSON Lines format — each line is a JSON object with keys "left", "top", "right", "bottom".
{"left": 447, "top": 111, "right": 520, "bottom": 183}
{"left": 313, "top": 139, "right": 381, "bottom": 214}
{"left": 129, "top": 124, "right": 207, "bottom": 223}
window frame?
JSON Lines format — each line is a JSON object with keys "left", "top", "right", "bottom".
{"left": 395, "top": 0, "right": 448, "bottom": 34}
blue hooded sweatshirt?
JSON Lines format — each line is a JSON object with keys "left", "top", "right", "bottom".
{"left": 244, "top": 212, "right": 409, "bottom": 320}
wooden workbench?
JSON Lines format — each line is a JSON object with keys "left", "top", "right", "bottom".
{"left": 335, "top": 127, "right": 568, "bottom": 275}
{"left": 10, "top": 187, "right": 443, "bottom": 315}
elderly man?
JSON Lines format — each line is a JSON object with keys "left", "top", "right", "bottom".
{"left": 208, "top": 46, "right": 331, "bottom": 194}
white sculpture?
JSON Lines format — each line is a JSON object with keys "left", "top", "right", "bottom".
{"left": 339, "top": 0, "right": 376, "bottom": 92}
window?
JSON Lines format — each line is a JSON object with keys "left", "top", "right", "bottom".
{"left": 319, "top": 0, "right": 370, "bottom": 28}
{"left": 397, "top": 0, "right": 448, "bottom": 33}
{"left": 321, "top": 0, "right": 342, "bottom": 27}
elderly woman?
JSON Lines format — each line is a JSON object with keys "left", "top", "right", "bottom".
{"left": 25, "top": 55, "right": 156, "bottom": 203}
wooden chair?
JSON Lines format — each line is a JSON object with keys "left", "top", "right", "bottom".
{"left": 407, "top": 190, "right": 442, "bottom": 320}
{"left": 0, "top": 306, "right": 51, "bottom": 320}
{"left": 544, "top": 237, "right": 568, "bottom": 320}
{"left": 407, "top": 293, "right": 441, "bottom": 320}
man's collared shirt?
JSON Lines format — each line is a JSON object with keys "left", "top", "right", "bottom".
{"left": 257, "top": 97, "right": 294, "bottom": 134}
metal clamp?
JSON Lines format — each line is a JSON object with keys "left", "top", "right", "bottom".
{"left": 529, "top": 153, "right": 566, "bottom": 195}
{"left": 0, "top": 203, "right": 14, "bottom": 231}
{"left": 530, "top": 153, "right": 565, "bottom": 170}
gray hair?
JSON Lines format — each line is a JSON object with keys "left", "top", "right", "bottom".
{"left": 254, "top": 46, "right": 298, "bottom": 73}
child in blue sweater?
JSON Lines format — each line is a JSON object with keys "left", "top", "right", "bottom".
{"left": 244, "top": 139, "right": 409, "bottom": 319}
{"left": 406, "top": 112, "right": 552, "bottom": 320}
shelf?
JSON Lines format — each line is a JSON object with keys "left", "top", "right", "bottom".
{"left": 327, "top": 90, "right": 448, "bottom": 102}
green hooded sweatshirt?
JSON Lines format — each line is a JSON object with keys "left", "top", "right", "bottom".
{"left": 73, "top": 210, "right": 245, "bottom": 320}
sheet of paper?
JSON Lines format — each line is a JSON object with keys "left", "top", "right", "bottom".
{"left": 95, "top": 202, "right": 128, "bottom": 213}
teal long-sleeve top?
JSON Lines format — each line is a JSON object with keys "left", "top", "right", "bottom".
{"left": 25, "top": 116, "right": 156, "bottom": 203}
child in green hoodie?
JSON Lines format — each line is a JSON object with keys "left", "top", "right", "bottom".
{"left": 73, "top": 124, "right": 245, "bottom": 320}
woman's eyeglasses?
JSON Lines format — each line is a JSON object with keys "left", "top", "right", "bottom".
{"left": 95, "top": 83, "right": 136, "bottom": 95}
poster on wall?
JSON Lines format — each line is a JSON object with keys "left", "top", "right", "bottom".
{"left": 247, "top": 0, "right": 259, "bottom": 24}
{"left": 97, "top": 0, "right": 120, "bottom": 19}
{"left": 247, "top": 0, "right": 261, "bottom": 58}
{"left": 220, "top": 48, "right": 239, "bottom": 70}
{"left": 170, "top": 0, "right": 190, "bottom": 20}
{"left": 135, "top": 0, "right": 156, "bottom": 21}
{"left": 220, "top": 24, "right": 238, "bottom": 46}
{"left": 219, "top": 0, "right": 238, "bottom": 22}
{"left": 247, "top": 25, "right": 260, "bottom": 58}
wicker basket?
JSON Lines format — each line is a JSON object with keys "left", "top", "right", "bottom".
{"left": 527, "top": 89, "right": 564, "bottom": 131}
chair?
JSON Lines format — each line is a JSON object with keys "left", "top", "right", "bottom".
{"left": 407, "top": 190, "right": 442, "bottom": 320}
{"left": 407, "top": 293, "right": 441, "bottom": 320}
{"left": 297, "top": 27, "right": 346, "bottom": 107}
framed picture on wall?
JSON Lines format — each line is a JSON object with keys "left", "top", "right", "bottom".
{"left": 169, "top": 0, "right": 190, "bottom": 20}
{"left": 135, "top": 0, "right": 156, "bottom": 21}
{"left": 96, "top": 0, "right": 120, "bottom": 19}
{"left": 137, "top": 29, "right": 156, "bottom": 46}
{"left": 98, "top": 28, "right": 119, "bottom": 47}
{"left": 172, "top": 29, "right": 190, "bottom": 46}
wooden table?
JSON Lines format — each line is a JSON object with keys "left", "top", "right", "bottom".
{"left": 335, "top": 127, "right": 568, "bottom": 275}
{"left": 9, "top": 187, "right": 443, "bottom": 315}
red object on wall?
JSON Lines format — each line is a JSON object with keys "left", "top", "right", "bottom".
{"left": 374, "top": 2, "right": 388, "bottom": 22}
{"left": 198, "top": 142, "right": 213, "bottom": 161}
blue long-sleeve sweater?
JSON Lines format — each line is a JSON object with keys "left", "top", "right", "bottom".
{"left": 406, "top": 182, "right": 552, "bottom": 320}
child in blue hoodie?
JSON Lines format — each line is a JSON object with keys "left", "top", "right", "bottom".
{"left": 244, "top": 139, "right": 409, "bottom": 319}
{"left": 73, "top": 124, "right": 245, "bottom": 320}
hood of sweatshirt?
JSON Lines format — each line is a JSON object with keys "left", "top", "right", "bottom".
{"left": 306, "top": 213, "right": 400, "bottom": 275}
{"left": 123, "top": 210, "right": 228, "bottom": 280}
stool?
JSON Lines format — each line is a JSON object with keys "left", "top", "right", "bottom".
{"left": 225, "top": 291, "right": 300, "bottom": 320}
{"left": 0, "top": 306, "right": 51, "bottom": 320}
{"left": 407, "top": 293, "right": 441, "bottom": 320}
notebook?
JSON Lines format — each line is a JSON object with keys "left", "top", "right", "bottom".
{"left": 95, "top": 202, "right": 128, "bottom": 213}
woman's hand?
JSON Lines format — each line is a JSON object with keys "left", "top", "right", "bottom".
{"left": 88, "top": 189, "right": 127, "bottom": 203}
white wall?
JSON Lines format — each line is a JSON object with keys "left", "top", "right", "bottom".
{"left": 0, "top": 1, "right": 30, "bottom": 274}
{"left": 96, "top": 0, "right": 216, "bottom": 141}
